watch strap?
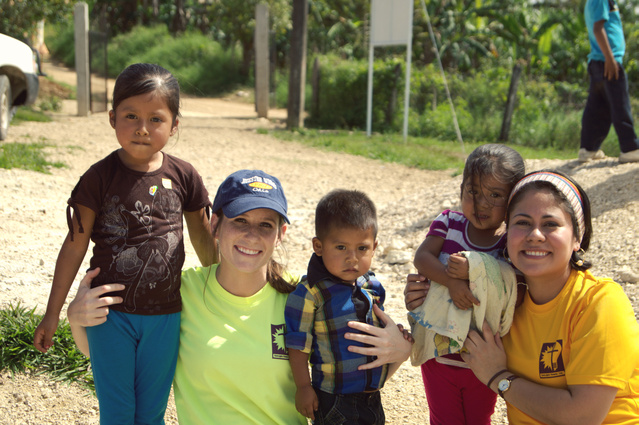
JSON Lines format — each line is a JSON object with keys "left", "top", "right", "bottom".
{"left": 498, "top": 375, "right": 519, "bottom": 398}
{"left": 486, "top": 369, "right": 508, "bottom": 391}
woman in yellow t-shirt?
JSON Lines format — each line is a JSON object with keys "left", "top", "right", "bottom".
{"left": 461, "top": 171, "right": 639, "bottom": 424}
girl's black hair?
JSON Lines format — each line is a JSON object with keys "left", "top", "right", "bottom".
{"left": 111, "top": 63, "right": 180, "bottom": 124}
{"left": 506, "top": 170, "right": 593, "bottom": 271}
{"left": 460, "top": 143, "right": 526, "bottom": 199}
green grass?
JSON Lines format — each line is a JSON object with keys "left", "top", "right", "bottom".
{"left": 0, "top": 141, "right": 66, "bottom": 173}
{"left": 267, "top": 129, "right": 576, "bottom": 174}
{"left": 12, "top": 106, "right": 53, "bottom": 124}
{"left": 0, "top": 303, "right": 94, "bottom": 391}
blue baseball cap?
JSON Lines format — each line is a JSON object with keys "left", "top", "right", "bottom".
{"left": 211, "top": 170, "right": 289, "bottom": 223}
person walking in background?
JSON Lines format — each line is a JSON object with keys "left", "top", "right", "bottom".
{"left": 580, "top": 0, "right": 639, "bottom": 164}
{"left": 285, "top": 189, "right": 408, "bottom": 424}
{"left": 33, "top": 63, "right": 216, "bottom": 424}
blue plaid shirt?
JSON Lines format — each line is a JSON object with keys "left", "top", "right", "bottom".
{"left": 284, "top": 254, "right": 388, "bottom": 394}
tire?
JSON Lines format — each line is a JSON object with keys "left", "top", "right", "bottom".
{"left": 0, "top": 75, "right": 12, "bottom": 141}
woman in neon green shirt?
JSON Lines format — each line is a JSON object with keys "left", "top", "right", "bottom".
{"left": 67, "top": 169, "right": 412, "bottom": 424}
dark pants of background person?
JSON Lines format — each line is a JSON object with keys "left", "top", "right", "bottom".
{"left": 581, "top": 60, "right": 639, "bottom": 153}
{"left": 313, "top": 387, "right": 385, "bottom": 425}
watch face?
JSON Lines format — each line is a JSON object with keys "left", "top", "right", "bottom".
{"left": 498, "top": 379, "right": 510, "bottom": 392}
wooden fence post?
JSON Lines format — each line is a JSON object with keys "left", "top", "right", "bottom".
{"left": 74, "top": 2, "right": 90, "bottom": 117}
{"left": 255, "top": 3, "right": 269, "bottom": 118}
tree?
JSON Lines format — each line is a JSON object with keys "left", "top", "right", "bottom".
{"left": 170, "top": 0, "right": 187, "bottom": 33}
{"left": 478, "top": 2, "right": 566, "bottom": 141}
{"left": 306, "top": 0, "right": 369, "bottom": 59}
{"left": 206, "top": 0, "right": 291, "bottom": 77}
{"left": 0, "top": 0, "right": 72, "bottom": 42}
{"left": 413, "top": 0, "right": 494, "bottom": 71}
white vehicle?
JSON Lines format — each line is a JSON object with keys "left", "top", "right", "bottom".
{"left": 0, "top": 33, "right": 40, "bottom": 140}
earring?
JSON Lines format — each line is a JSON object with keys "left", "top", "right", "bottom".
{"left": 572, "top": 248, "right": 585, "bottom": 267}
{"left": 502, "top": 247, "right": 511, "bottom": 264}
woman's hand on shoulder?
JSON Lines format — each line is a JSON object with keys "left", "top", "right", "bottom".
{"left": 345, "top": 304, "right": 411, "bottom": 370}
{"left": 67, "top": 268, "right": 124, "bottom": 328}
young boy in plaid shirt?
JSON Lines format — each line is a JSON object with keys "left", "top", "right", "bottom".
{"left": 285, "top": 189, "right": 389, "bottom": 424}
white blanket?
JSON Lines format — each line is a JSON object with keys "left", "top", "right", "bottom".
{"left": 409, "top": 251, "right": 518, "bottom": 366}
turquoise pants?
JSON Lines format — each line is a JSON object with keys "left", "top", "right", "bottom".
{"left": 86, "top": 310, "right": 180, "bottom": 425}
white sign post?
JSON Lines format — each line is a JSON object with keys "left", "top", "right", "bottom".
{"left": 367, "top": 0, "right": 413, "bottom": 141}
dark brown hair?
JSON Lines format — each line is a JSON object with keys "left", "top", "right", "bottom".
{"left": 506, "top": 170, "right": 593, "bottom": 270}
{"left": 315, "top": 189, "right": 378, "bottom": 240}
{"left": 460, "top": 143, "right": 526, "bottom": 199}
{"left": 111, "top": 63, "right": 180, "bottom": 125}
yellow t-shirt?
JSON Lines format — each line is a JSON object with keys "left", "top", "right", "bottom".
{"left": 173, "top": 265, "right": 306, "bottom": 425}
{"left": 502, "top": 269, "right": 639, "bottom": 424}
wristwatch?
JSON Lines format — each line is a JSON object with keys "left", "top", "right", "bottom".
{"left": 497, "top": 375, "right": 519, "bottom": 398}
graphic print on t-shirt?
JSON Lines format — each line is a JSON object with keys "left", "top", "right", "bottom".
{"left": 271, "top": 324, "right": 288, "bottom": 360}
{"left": 539, "top": 339, "right": 565, "bottom": 378}
{"left": 96, "top": 185, "right": 183, "bottom": 312}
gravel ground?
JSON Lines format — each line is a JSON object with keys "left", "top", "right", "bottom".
{"left": 0, "top": 62, "right": 637, "bottom": 424}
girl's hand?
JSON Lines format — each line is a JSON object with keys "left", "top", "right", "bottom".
{"left": 33, "top": 313, "right": 60, "bottom": 353}
{"left": 397, "top": 323, "right": 414, "bottom": 343}
{"left": 404, "top": 274, "right": 430, "bottom": 311}
{"left": 67, "top": 268, "right": 124, "bottom": 328}
{"left": 345, "top": 304, "right": 411, "bottom": 370}
{"left": 446, "top": 253, "right": 469, "bottom": 279}
{"left": 460, "top": 320, "right": 507, "bottom": 386}
{"left": 448, "top": 279, "right": 480, "bottom": 310}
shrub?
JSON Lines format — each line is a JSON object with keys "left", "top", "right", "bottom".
{"left": 46, "top": 23, "right": 76, "bottom": 67}
{"left": 47, "top": 23, "right": 246, "bottom": 96}
{"left": 306, "top": 55, "right": 408, "bottom": 131}
{"left": 43, "top": 21, "right": 636, "bottom": 152}
{"left": 0, "top": 303, "right": 93, "bottom": 391}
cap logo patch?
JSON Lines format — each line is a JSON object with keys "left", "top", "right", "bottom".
{"left": 242, "top": 175, "right": 278, "bottom": 193}
{"left": 249, "top": 181, "right": 273, "bottom": 190}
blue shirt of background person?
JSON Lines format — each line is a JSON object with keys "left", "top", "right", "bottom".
{"left": 585, "top": 0, "right": 625, "bottom": 63}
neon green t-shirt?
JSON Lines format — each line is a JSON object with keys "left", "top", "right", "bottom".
{"left": 174, "top": 265, "right": 306, "bottom": 425}
{"left": 503, "top": 269, "right": 639, "bottom": 424}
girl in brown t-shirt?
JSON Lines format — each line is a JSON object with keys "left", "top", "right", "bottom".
{"left": 33, "top": 63, "right": 216, "bottom": 425}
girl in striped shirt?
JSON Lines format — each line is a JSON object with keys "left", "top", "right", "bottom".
{"left": 411, "top": 143, "right": 525, "bottom": 425}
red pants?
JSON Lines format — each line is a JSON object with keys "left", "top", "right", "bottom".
{"left": 421, "top": 357, "right": 497, "bottom": 425}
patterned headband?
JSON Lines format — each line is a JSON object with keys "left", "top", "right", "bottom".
{"left": 508, "top": 171, "right": 585, "bottom": 241}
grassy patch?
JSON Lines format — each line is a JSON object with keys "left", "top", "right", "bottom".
{"left": 0, "top": 141, "right": 66, "bottom": 173}
{"left": 0, "top": 303, "right": 93, "bottom": 391}
{"left": 12, "top": 106, "right": 52, "bottom": 124}
{"left": 268, "top": 129, "right": 576, "bottom": 173}
{"left": 12, "top": 77, "right": 71, "bottom": 124}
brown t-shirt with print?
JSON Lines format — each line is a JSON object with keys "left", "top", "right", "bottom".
{"left": 68, "top": 150, "right": 210, "bottom": 315}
